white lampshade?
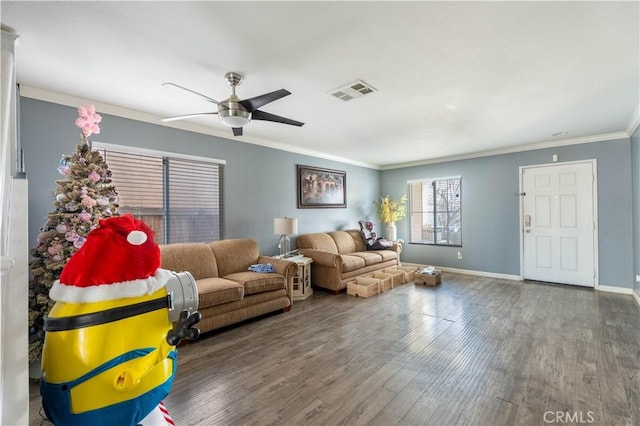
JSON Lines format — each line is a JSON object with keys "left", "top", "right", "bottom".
{"left": 274, "top": 217, "right": 298, "bottom": 235}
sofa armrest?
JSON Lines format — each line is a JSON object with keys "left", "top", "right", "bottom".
{"left": 258, "top": 256, "right": 298, "bottom": 301}
{"left": 391, "top": 242, "right": 402, "bottom": 254}
{"left": 298, "top": 249, "right": 341, "bottom": 269}
{"left": 258, "top": 256, "right": 297, "bottom": 276}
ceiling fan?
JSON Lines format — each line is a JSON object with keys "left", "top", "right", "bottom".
{"left": 161, "top": 72, "right": 304, "bottom": 136}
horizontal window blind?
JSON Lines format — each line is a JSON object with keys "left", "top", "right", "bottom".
{"left": 93, "top": 142, "right": 224, "bottom": 245}
{"left": 167, "top": 158, "right": 222, "bottom": 243}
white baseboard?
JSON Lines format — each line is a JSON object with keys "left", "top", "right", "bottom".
{"left": 401, "top": 263, "right": 522, "bottom": 282}
{"left": 437, "top": 266, "right": 523, "bottom": 281}
{"left": 402, "top": 263, "right": 640, "bottom": 304}
{"left": 597, "top": 285, "right": 634, "bottom": 295}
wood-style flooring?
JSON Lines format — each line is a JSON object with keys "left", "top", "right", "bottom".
{"left": 29, "top": 273, "right": 640, "bottom": 426}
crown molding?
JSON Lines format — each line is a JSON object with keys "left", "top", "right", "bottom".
{"left": 18, "top": 85, "right": 380, "bottom": 170}
{"left": 626, "top": 103, "right": 640, "bottom": 136}
{"left": 18, "top": 85, "right": 635, "bottom": 172}
{"left": 381, "top": 131, "right": 630, "bottom": 170}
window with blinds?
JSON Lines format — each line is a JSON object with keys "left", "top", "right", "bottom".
{"left": 93, "top": 142, "right": 224, "bottom": 244}
{"left": 408, "top": 176, "right": 461, "bottom": 246}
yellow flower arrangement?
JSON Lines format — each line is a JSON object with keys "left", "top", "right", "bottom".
{"left": 376, "top": 194, "right": 407, "bottom": 223}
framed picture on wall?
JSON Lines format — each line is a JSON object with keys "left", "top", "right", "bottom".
{"left": 297, "top": 165, "right": 346, "bottom": 208}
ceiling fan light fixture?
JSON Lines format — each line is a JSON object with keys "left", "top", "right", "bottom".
{"left": 218, "top": 109, "right": 251, "bottom": 128}
{"left": 162, "top": 72, "right": 302, "bottom": 135}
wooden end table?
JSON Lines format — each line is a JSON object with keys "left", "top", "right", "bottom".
{"left": 288, "top": 256, "right": 313, "bottom": 301}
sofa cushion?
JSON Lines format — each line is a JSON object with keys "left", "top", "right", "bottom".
{"left": 377, "top": 250, "right": 398, "bottom": 262}
{"left": 196, "top": 277, "right": 244, "bottom": 308}
{"left": 345, "top": 230, "right": 367, "bottom": 252}
{"left": 340, "top": 255, "right": 366, "bottom": 272}
{"left": 160, "top": 243, "right": 218, "bottom": 279}
{"left": 350, "top": 251, "right": 383, "bottom": 266}
{"left": 209, "top": 239, "right": 259, "bottom": 278}
{"left": 329, "top": 231, "right": 357, "bottom": 254}
{"left": 225, "top": 271, "right": 286, "bottom": 295}
{"left": 296, "top": 233, "right": 339, "bottom": 253}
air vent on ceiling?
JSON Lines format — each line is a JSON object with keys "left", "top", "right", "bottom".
{"left": 329, "top": 79, "right": 377, "bottom": 101}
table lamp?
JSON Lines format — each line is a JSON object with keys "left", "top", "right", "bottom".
{"left": 274, "top": 217, "right": 297, "bottom": 258}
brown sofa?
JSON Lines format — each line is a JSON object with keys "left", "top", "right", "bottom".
{"left": 295, "top": 230, "right": 400, "bottom": 293}
{"left": 159, "top": 238, "right": 297, "bottom": 335}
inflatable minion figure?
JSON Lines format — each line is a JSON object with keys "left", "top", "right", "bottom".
{"left": 40, "top": 214, "right": 201, "bottom": 426}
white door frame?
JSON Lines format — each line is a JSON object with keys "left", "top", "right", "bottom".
{"left": 519, "top": 159, "right": 599, "bottom": 288}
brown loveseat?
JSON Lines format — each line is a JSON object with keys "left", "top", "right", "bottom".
{"left": 159, "top": 238, "right": 297, "bottom": 335}
{"left": 295, "top": 230, "right": 400, "bottom": 293}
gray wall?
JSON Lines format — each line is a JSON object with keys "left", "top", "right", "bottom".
{"left": 632, "top": 126, "right": 640, "bottom": 297}
{"left": 20, "top": 97, "right": 637, "bottom": 290}
{"left": 20, "top": 98, "right": 380, "bottom": 256}
{"left": 381, "top": 139, "right": 635, "bottom": 289}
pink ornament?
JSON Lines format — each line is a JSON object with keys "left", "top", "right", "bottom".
{"left": 73, "top": 237, "right": 86, "bottom": 249}
{"left": 65, "top": 231, "right": 78, "bottom": 242}
{"left": 57, "top": 165, "right": 70, "bottom": 176}
{"left": 79, "top": 212, "right": 91, "bottom": 222}
{"left": 47, "top": 244, "right": 63, "bottom": 255}
{"left": 52, "top": 254, "right": 63, "bottom": 262}
{"left": 96, "top": 197, "right": 109, "bottom": 206}
{"left": 89, "top": 172, "right": 100, "bottom": 183}
{"left": 81, "top": 197, "right": 97, "bottom": 208}
{"left": 56, "top": 223, "right": 69, "bottom": 233}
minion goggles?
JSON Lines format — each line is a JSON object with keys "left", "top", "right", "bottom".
{"left": 44, "top": 271, "right": 198, "bottom": 332}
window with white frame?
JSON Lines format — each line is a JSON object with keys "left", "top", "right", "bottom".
{"left": 408, "top": 176, "right": 461, "bottom": 246}
{"left": 93, "top": 142, "right": 225, "bottom": 245}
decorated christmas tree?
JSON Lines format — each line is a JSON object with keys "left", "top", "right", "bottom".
{"left": 28, "top": 105, "right": 119, "bottom": 362}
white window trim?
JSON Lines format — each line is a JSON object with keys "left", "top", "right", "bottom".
{"left": 408, "top": 175, "right": 462, "bottom": 246}
{"left": 407, "top": 175, "right": 461, "bottom": 184}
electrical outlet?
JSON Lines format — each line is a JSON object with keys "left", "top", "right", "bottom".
{"left": 636, "top": 274, "right": 640, "bottom": 283}
{"left": 457, "top": 250, "right": 462, "bottom": 260}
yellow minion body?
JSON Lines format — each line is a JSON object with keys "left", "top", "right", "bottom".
{"left": 42, "top": 287, "right": 176, "bottom": 415}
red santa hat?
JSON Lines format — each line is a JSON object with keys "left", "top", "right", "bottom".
{"left": 50, "top": 214, "right": 172, "bottom": 303}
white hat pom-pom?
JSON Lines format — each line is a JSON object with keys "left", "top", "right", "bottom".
{"left": 127, "top": 230, "right": 148, "bottom": 245}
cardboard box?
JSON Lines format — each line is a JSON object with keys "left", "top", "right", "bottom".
{"left": 395, "top": 266, "right": 419, "bottom": 282}
{"left": 382, "top": 268, "right": 406, "bottom": 286}
{"left": 370, "top": 272, "right": 393, "bottom": 292}
{"left": 415, "top": 270, "right": 441, "bottom": 286}
{"left": 347, "top": 277, "right": 380, "bottom": 298}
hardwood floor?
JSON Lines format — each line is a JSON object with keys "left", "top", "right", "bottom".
{"left": 29, "top": 273, "right": 639, "bottom": 426}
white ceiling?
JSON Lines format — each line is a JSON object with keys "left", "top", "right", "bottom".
{"left": 2, "top": 1, "right": 639, "bottom": 169}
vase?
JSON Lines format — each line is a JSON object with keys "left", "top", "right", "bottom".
{"left": 386, "top": 222, "right": 397, "bottom": 242}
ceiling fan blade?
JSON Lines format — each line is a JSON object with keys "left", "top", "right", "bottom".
{"left": 251, "top": 110, "right": 304, "bottom": 127}
{"left": 162, "top": 82, "right": 220, "bottom": 105}
{"left": 161, "top": 112, "right": 218, "bottom": 122}
{"left": 239, "top": 89, "right": 291, "bottom": 112}
{"left": 232, "top": 127, "right": 243, "bottom": 136}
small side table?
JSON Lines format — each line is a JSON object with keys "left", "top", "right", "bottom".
{"left": 289, "top": 256, "right": 313, "bottom": 301}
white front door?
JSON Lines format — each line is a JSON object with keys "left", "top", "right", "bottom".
{"left": 521, "top": 161, "right": 597, "bottom": 287}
